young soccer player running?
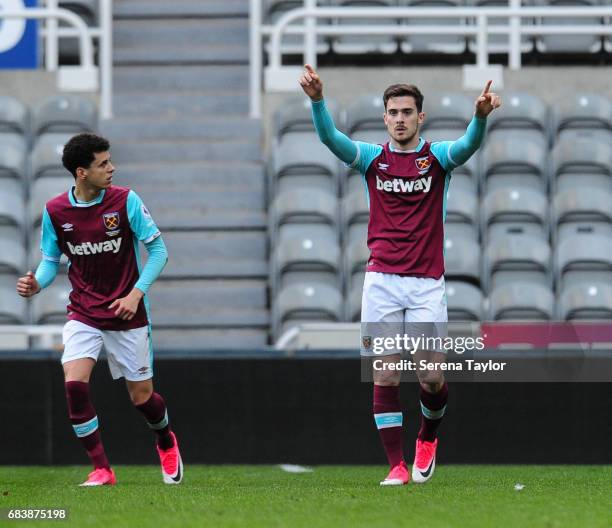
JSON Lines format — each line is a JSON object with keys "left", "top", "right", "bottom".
{"left": 16, "top": 133, "right": 183, "bottom": 486}
{"left": 299, "top": 65, "right": 501, "bottom": 485}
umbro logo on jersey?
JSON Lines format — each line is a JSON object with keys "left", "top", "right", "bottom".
{"left": 62, "top": 223, "right": 74, "bottom": 232}
{"left": 378, "top": 163, "right": 389, "bottom": 171}
{"left": 66, "top": 237, "right": 122, "bottom": 256}
{"left": 376, "top": 174, "right": 432, "bottom": 194}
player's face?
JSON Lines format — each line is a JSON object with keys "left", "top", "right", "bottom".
{"left": 383, "top": 96, "right": 425, "bottom": 146}
{"left": 80, "top": 151, "right": 115, "bottom": 189}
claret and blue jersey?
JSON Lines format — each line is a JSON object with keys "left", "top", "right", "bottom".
{"left": 311, "top": 98, "right": 486, "bottom": 279}
{"left": 39, "top": 186, "right": 164, "bottom": 331}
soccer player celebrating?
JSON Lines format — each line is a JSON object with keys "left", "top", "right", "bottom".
{"left": 16, "top": 133, "right": 183, "bottom": 486}
{"left": 299, "top": 65, "right": 500, "bottom": 485}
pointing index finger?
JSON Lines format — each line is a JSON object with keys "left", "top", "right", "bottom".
{"left": 481, "top": 80, "right": 492, "bottom": 95}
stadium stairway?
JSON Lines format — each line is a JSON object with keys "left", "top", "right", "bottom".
{"left": 101, "top": 0, "right": 269, "bottom": 349}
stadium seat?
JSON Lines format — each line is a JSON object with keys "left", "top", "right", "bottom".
{"left": 0, "top": 188, "right": 26, "bottom": 230}
{"left": 0, "top": 97, "right": 29, "bottom": 135}
{"left": 551, "top": 92, "right": 611, "bottom": 136}
{"left": 331, "top": 0, "right": 399, "bottom": 55}
{"left": 263, "top": 0, "right": 331, "bottom": 56}
{"left": 552, "top": 187, "right": 612, "bottom": 238}
{"left": 29, "top": 177, "right": 73, "bottom": 227}
{"left": 486, "top": 221, "right": 548, "bottom": 245}
{"left": 347, "top": 270, "right": 365, "bottom": 321}
{"left": 346, "top": 93, "right": 386, "bottom": 134}
{"left": 465, "top": 0, "right": 534, "bottom": 55}
{"left": 421, "top": 92, "right": 474, "bottom": 132}
{"left": 273, "top": 282, "right": 344, "bottom": 337}
{"left": 555, "top": 233, "right": 612, "bottom": 290}
{"left": 534, "top": 0, "right": 603, "bottom": 54}
{"left": 400, "top": 0, "right": 467, "bottom": 54}
{"left": 269, "top": 186, "right": 339, "bottom": 240}
{"left": 556, "top": 221, "right": 612, "bottom": 245}
{"left": 342, "top": 177, "right": 369, "bottom": 227}
{"left": 0, "top": 133, "right": 28, "bottom": 181}
{"left": 557, "top": 281, "right": 612, "bottom": 320}
{"left": 483, "top": 233, "right": 551, "bottom": 292}
{"left": 0, "top": 225, "right": 26, "bottom": 274}
{"left": 271, "top": 224, "right": 341, "bottom": 292}
{"left": 274, "top": 95, "right": 340, "bottom": 137}
{"left": 31, "top": 282, "right": 71, "bottom": 324}
{"left": 31, "top": 133, "right": 73, "bottom": 179}
{"left": 445, "top": 176, "right": 478, "bottom": 227}
{"left": 271, "top": 132, "right": 340, "bottom": 196}
{"left": 554, "top": 173, "right": 612, "bottom": 194}
{"left": 488, "top": 282, "right": 555, "bottom": 320}
{"left": 551, "top": 129, "right": 612, "bottom": 180}
{"left": 445, "top": 221, "right": 478, "bottom": 244}
{"left": 444, "top": 233, "right": 481, "bottom": 287}
{"left": 486, "top": 92, "right": 549, "bottom": 137}
{"left": 344, "top": 222, "right": 369, "bottom": 278}
{"left": 31, "top": 95, "right": 97, "bottom": 136}
{"left": 0, "top": 275, "right": 27, "bottom": 324}
{"left": 482, "top": 186, "right": 549, "bottom": 238}
{"left": 481, "top": 129, "right": 548, "bottom": 192}
{"left": 445, "top": 281, "right": 484, "bottom": 321}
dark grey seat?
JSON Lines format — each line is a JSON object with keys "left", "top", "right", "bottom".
{"left": 274, "top": 95, "right": 340, "bottom": 138}
{"left": 342, "top": 180, "right": 369, "bottom": 228}
{"left": 0, "top": 274, "right": 27, "bottom": 324}
{"left": 29, "top": 177, "right": 73, "bottom": 227}
{"left": 489, "top": 282, "right": 554, "bottom": 320}
{"left": 552, "top": 188, "right": 612, "bottom": 242}
{"left": 486, "top": 91, "right": 549, "bottom": 136}
{"left": 31, "top": 133, "right": 73, "bottom": 179}
{"left": 331, "top": 0, "right": 399, "bottom": 54}
{"left": 344, "top": 223, "right": 369, "bottom": 278}
{"left": 400, "top": 0, "right": 466, "bottom": 54}
{"left": 481, "top": 129, "right": 548, "bottom": 192}
{"left": 31, "top": 95, "right": 97, "bottom": 136}
{"left": 31, "top": 281, "right": 71, "bottom": 324}
{"left": 346, "top": 93, "right": 387, "bottom": 134}
{"left": 271, "top": 224, "right": 341, "bottom": 292}
{"left": 0, "top": 188, "right": 25, "bottom": 229}
{"left": 0, "top": 97, "right": 29, "bottom": 135}
{"left": 555, "top": 234, "right": 612, "bottom": 290}
{"left": 551, "top": 93, "right": 611, "bottom": 136}
{"left": 446, "top": 176, "right": 478, "bottom": 227}
{"left": 444, "top": 233, "right": 481, "bottom": 287}
{"left": 0, "top": 133, "right": 27, "bottom": 181}
{"left": 0, "top": 226, "right": 26, "bottom": 274}
{"left": 557, "top": 280, "right": 612, "bottom": 320}
{"left": 551, "top": 129, "right": 611, "bottom": 180}
{"left": 347, "top": 271, "right": 366, "bottom": 321}
{"left": 484, "top": 233, "right": 551, "bottom": 292}
{"left": 446, "top": 280, "right": 484, "bottom": 321}
{"left": 534, "top": 0, "right": 603, "bottom": 54}
{"left": 421, "top": 92, "right": 474, "bottom": 132}
{"left": 273, "top": 282, "right": 344, "bottom": 337}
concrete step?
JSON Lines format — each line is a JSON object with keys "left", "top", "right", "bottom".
{"left": 113, "top": 65, "right": 249, "bottom": 93}
{"left": 113, "top": 92, "right": 249, "bottom": 116}
{"left": 110, "top": 139, "right": 262, "bottom": 163}
{"left": 114, "top": 44, "right": 249, "bottom": 65}
{"left": 114, "top": 19, "right": 248, "bottom": 48}
{"left": 114, "top": 0, "right": 249, "bottom": 19}
{"left": 113, "top": 161, "right": 265, "bottom": 188}
{"left": 153, "top": 329, "right": 268, "bottom": 349}
{"left": 101, "top": 116, "right": 260, "bottom": 142}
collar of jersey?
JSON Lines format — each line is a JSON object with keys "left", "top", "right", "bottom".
{"left": 69, "top": 186, "right": 106, "bottom": 208}
{"left": 389, "top": 137, "right": 425, "bottom": 154}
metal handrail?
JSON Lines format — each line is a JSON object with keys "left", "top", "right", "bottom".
{"left": 249, "top": 0, "right": 612, "bottom": 118}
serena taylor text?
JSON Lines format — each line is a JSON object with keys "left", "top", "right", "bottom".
{"left": 373, "top": 359, "right": 507, "bottom": 373}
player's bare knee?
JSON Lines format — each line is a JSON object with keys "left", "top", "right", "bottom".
{"left": 128, "top": 384, "right": 153, "bottom": 406}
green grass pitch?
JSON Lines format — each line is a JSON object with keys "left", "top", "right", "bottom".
{"left": 0, "top": 465, "right": 610, "bottom": 527}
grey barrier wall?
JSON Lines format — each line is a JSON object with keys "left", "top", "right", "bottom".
{"left": 1, "top": 356, "right": 610, "bottom": 465}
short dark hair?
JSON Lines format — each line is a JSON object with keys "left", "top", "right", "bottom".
{"left": 383, "top": 84, "right": 424, "bottom": 112}
{"left": 62, "top": 133, "right": 110, "bottom": 178}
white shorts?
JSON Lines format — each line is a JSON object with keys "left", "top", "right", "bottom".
{"left": 360, "top": 272, "right": 448, "bottom": 356}
{"left": 62, "top": 320, "right": 154, "bottom": 381}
